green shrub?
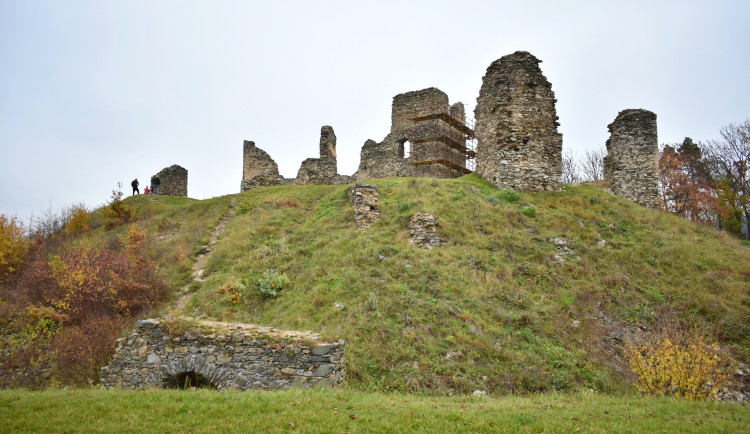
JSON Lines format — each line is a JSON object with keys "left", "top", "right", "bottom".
{"left": 499, "top": 189, "right": 520, "bottom": 203}
{"left": 258, "top": 270, "right": 290, "bottom": 298}
{"left": 521, "top": 206, "right": 536, "bottom": 217}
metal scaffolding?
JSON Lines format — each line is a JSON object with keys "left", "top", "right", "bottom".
{"left": 403, "top": 95, "right": 477, "bottom": 178}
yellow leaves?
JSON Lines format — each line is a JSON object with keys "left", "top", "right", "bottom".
{"left": 0, "top": 214, "right": 29, "bottom": 278}
{"left": 65, "top": 203, "right": 90, "bottom": 234}
{"left": 627, "top": 334, "right": 730, "bottom": 400}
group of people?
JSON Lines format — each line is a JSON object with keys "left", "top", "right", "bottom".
{"left": 131, "top": 175, "right": 160, "bottom": 195}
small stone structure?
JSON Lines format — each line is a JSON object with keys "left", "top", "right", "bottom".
{"left": 356, "top": 87, "right": 475, "bottom": 180}
{"left": 474, "top": 51, "right": 563, "bottom": 191}
{"left": 241, "top": 126, "right": 352, "bottom": 191}
{"left": 100, "top": 318, "right": 345, "bottom": 390}
{"left": 154, "top": 165, "right": 188, "bottom": 197}
{"left": 407, "top": 213, "right": 445, "bottom": 248}
{"left": 349, "top": 183, "right": 379, "bottom": 229}
{"left": 603, "top": 109, "right": 659, "bottom": 208}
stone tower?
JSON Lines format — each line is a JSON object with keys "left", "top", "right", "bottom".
{"left": 474, "top": 51, "right": 562, "bottom": 191}
{"left": 603, "top": 109, "right": 659, "bottom": 208}
{"left": 296, "top": 126, "right": 339, "bottom": 184}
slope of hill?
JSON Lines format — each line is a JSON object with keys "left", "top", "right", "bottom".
{"left": 146, "top": 174, "right": 750, "bottom": 394}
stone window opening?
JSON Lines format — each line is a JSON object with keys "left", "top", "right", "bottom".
{"left": 399, "top": 139, "right": 411, "bottom": 159}
{"left": 164, "top": 371, "right": 216, "bottom": 390}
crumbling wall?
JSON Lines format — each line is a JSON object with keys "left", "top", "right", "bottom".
{"left": 155, "top": 164, "right": 188, "bottom": 197}
{"left": 474, "top": 51, "right": 562, "bottom": 191}
{"left": 356, "top": 88, "right": 472, "bottom": 180}
{"left": 100, "top": 318, "right": 346, "bottom": 390}
{"left": 603, "top": 109, "right": 659, "bottom": 208}
{"left": 408, "top": 213, "right": 445, "bottom": 248}
{"left": 241, "top": 140, "right": 286, "bottom": 191}
{"left": 349, "top": 183, "right": 379, "bottom": 229}
{"left": 296, "top": 126, "right": 340, "bottom": 185}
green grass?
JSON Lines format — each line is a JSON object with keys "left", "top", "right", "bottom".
{"left": 151, "top": 174, "right": 750, "bottom": 395}
{"left": 1, "top": 388, "right": 748, "bottom": 433}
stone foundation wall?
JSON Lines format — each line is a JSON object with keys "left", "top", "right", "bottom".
{"left": 100, "top": 318, "right": 345, "bottom": 390}
{"left": 349, "top": 183, "right": 379, "bottom": 229}
{"left": 474, "top": 51, "right": 562, "bottom": 191}
{"left": 155, "top": 165, "right": 188, "bottom": 197}
{"left": 603, "top": 109, "right": 659, "bottom": 208}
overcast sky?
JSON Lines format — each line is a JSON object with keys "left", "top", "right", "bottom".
{"left": 1, "top": 0, "right": 749, "bottom": 220}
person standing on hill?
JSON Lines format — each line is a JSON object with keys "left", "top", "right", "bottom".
{"left": 131, "top": 178, "right": 140, "bottom": 195}
{"left": 153, "top": 175, "right": 160, "bottom": 195}
{"left": 144, "top": 186, "right": 150, "bottom": 194}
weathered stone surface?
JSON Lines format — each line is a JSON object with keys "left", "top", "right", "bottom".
{"left": 154, "top": 164, "right": 188, "bottom": 197}
{"left": 356, "top": 88, "right": 473, "bottom": 180}
{"left": 603, "top": 109, "right": 659, "bottom": 208}
{"left": 240, "top": 140, "right": 287, "bottom": 191}
{"left": 100, "top": 318, "right": 346, "bottom": 390}
{"left": 349, "top": 183, "right": 379, "bottom": 229}
{"left": 474, "top": 51, "right": 562, "bottom": 191}
{"left": 296, "top": 126, "right": 340, "bottom": 185}
{"left": 408, "top": 213, "right": 445, "bottom": 249}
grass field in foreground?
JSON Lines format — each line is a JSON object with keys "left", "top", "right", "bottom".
{"left": 1, "top": 388, "right": 748, "bottom": 433}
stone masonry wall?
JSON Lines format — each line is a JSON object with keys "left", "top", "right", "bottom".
{"left": 356, "top": 87, "right": 471, "bottom": 180}
{"left": 155, "top": 165, "right": 188, "bottom": 197}
{"left": 100, "top": 318, "right": 345, "bottom": 390}
{"left": 296, "top": 126, "right": 340, "bottom": 185}
{"left": 603, "top": 109, "right": 659, "bottom": 208}
{"left": 474, "top": 51, "right": 562, "bottom": 191}
{"left": 240, "top": 140, "right": 287, "bottom": 191}
{"left": 349, "top": 183, "right": 379, "bottom": 229}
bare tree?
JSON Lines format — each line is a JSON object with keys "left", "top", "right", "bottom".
{"left": 579, "top": 147, "right": 606, "bottom": 181}
{"left": 703, "top": 120, "right": 750, "bottom": 238}
{"left": 561, "top": 149, "right": 582, "bottom": 184}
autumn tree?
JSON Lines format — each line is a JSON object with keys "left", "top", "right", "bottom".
{"left": 703, "top": 120, "right": 750, "bottom": 238}
{"left": 0, "top": 214, "right": 29, "bottom": 282}
{"left": 659, "top": 138, "right": 720, "bottom": 224}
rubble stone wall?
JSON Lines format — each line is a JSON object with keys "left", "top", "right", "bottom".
{"left": 474, "top": 51, "right": 562, "bottom": 191}
{"left": 155, "top": 165, "right": 188, "bottom": 197}
{"left": 240, "top": 140, "right": 287, "bottom": 191}
{"left": 603, "top": 109, "right": 659, "bottom": 208}
{"left": 349, "top": 183, "right": 379, "bottom": 229}
{"left": 296, "top": 126, "right": 340, "bottom": 185}
{"left": 100, "top": 318, "right": 346, "bottom": 390}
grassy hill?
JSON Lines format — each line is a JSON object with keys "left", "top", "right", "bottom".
{"left": 128, "top": 174, "right": 750, "bottom": 395}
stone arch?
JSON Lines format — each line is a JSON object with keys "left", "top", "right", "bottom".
{"left": 164, "top": 371, "right": 216, "bottom": 389}
{"left": 162, "top": 354, "right": 243, "bottom": 390}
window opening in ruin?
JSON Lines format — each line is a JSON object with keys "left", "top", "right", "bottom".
{"left": 164, "top": 371, "right": 216, "bottom": 389}
{"left": 404, "top": 140, "right": 411, "bottom": 158}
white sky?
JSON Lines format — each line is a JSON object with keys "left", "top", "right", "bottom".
{"left": 1, "top": 0, "right": 749, "bottom": 220}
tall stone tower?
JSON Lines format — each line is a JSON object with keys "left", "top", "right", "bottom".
{"left": 603, "top": 109, "right": 659, "bottom": 208}
{"left": 474, "top": 51, "right": 562, "bottom": 191}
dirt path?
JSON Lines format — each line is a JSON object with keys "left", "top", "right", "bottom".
{"left": 172, "top": 197, "right": 236, "bottom": 311}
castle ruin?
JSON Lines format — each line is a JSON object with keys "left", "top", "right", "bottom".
{"left": 474, "top": 51, "right": 563, "bottom": 192}
{"left": 238, "top": 51, "right": 659, "bottom": 209}
{"left": 603, "top": 109, "right": 659, "bottom": 208}
{"left": 154, "top": 164, "right": 188, "bottom": 197}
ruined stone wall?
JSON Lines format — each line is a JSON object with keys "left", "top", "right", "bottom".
{"left": 296, "top": 126, "right": 340, "bottom": 185}
{"left": 100, "top": 318, "right": 345, "bottom": 390}
{"left": 155, "top": 165, "right": 188, "bottom": 197}
{"left": 349, "top": 183, "right": 379, "bottom": 229}
{"left": 241, "top": 140, "right": 287, "bottom": 191}
{"left": 603, "top": 109, "right": 659, "bottom": 208}
{"left": 474, "top": 51, "right": 562, "bottom": 191}
{"left": 356, "top": 88, "right": 472, "bottom": 180}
